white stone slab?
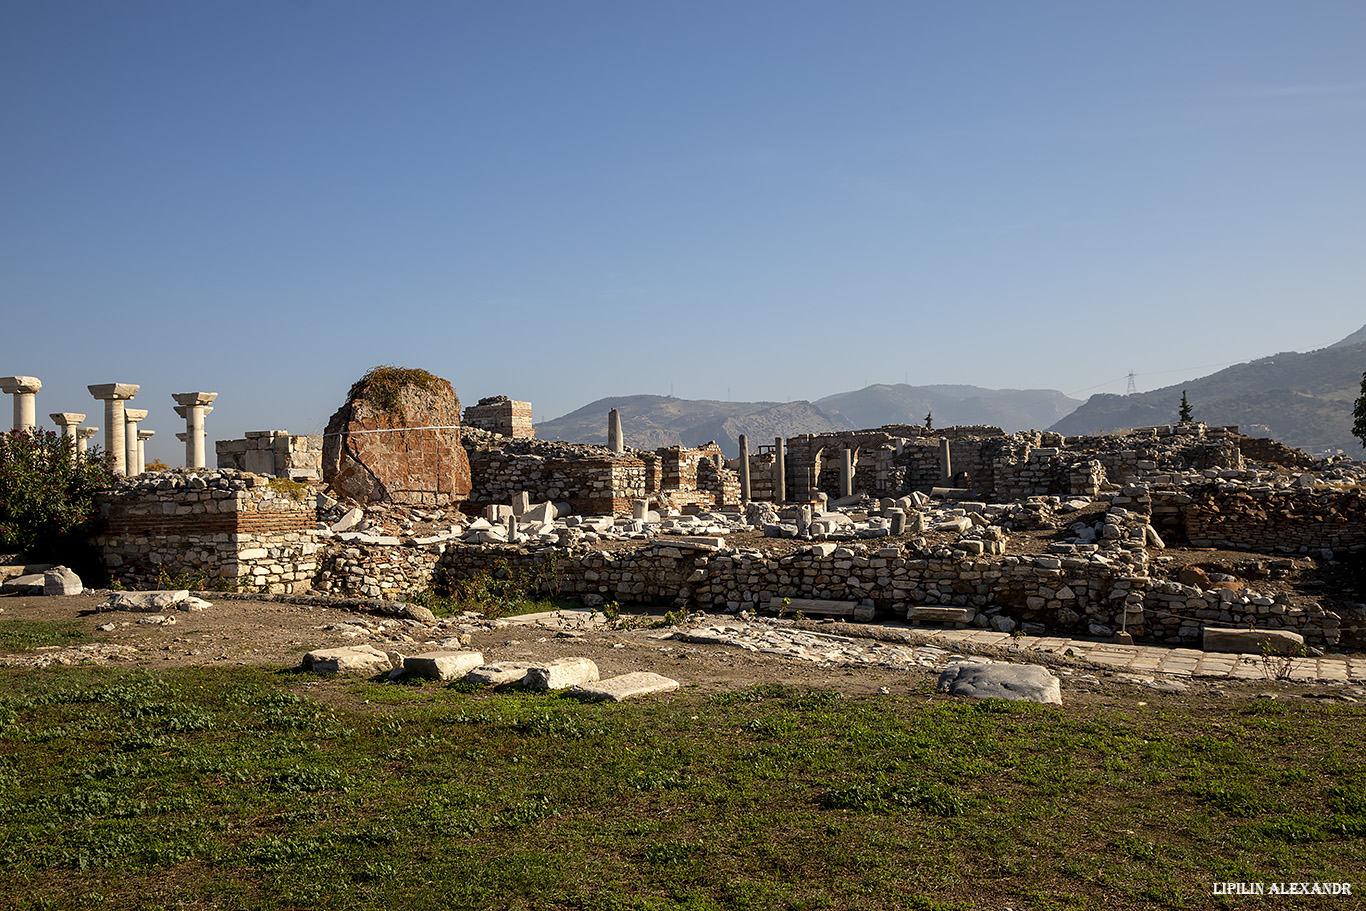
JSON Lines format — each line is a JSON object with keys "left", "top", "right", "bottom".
{"left": 403, "top": 650, "right": 485, "bottom": 681}
{"left": 466, "top": 662, "right": 535, "bottom": 686}
{"left": 907, "top": 606, "right": 972, "bottom": 623}
{"left": 570, "top": 672, "right": 680, "bottom": 702}
{"left": 524, "top": 657, "right": 599, "bottom": 690}
{"left": 938, "top": 661, "right": 1062, "bottom": 705}
{"left": 303, "top": 644, "right": 391, "bottom": 675}
{"left": 1202, "top": 627, "right": 1305, "bottom": 656}
{"left": 99, "top": 590, "right": 190, "bottom": 612}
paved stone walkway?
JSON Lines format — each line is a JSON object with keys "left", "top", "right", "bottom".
{"left": 923, "top": 628, "right": 1366, "bottom": 684}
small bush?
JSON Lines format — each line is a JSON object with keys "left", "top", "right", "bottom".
{"left": 0, "top": 429, "right": 115, "bottom": 575}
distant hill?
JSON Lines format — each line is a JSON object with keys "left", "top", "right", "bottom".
{"left": 534, "top": 396, "right": 856, "bottom": 457}
{"left": 1050, "top": 324, "right": 1366, "bottom": 455}
{"left": 816, "top": 384, "right": 1081, "bottom": 432}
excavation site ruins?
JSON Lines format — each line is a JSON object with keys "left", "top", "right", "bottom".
{"left": 3, "top": 368, "right": 1365, "bottom": 701}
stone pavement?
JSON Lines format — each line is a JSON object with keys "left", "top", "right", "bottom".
{"left": 923, "top": 627, "right": 1365, "bottom": 684}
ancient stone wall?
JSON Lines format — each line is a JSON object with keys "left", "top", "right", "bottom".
{"left": 93, "top": 469, "right": 319, "bottom": 593}
{"left": 463, "top": 396, "right": 535, "bottom": 438}
{"left": 1182, "top": 485, "right": 1366, "bottom": 555}
{"left": 306, "top": 537, "right": 1362, "bottom": 647}
{"left": 217, "top": 431, "right": 323, "bottom": 480}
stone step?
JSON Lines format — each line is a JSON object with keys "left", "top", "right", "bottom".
{"left": 906, "top": 606, "right": 974, "bottom": 624}
{"left": 768, "top": 597, "right": 874, "bottom": 620}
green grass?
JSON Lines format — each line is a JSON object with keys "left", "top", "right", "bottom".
{"left": 0, "top": 668, "right": 1362, "bottom": 910}
{"left": 0, "top": 620, "right": 96, "bottom": 652}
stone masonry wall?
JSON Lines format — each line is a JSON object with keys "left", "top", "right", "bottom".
{"left": 217, "top": 431, "right": 324, "bottom": 480}
{"left": 94, "top": 469, "right": 319, "bottom": 593}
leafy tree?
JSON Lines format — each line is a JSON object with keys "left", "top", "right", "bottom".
{"left": 0, "top": 429, "right": 115, "bottom": 573}
{"left": 1353, "top": 371, "right": 1366, "bottom": 451}
{"left": 1178, "top": 390, "right": 1193, "bottom": 423}
{"left": 924, "top": 411, "right": 934, "bottom": 431}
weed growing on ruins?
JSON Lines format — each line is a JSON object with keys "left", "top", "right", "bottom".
{"left": 1259, "top": 639, "right": 1311, "bottom": 681}
{"left": 152, "top": 564, "right": 208, "bottom": 593}
{"left": 265, "top": 477, "right": 310, "bottom": 503}
{"left": 405, "top": 561, "right": 573, "bottom": 619}
{"left": 1, "top": 667, "right": 1363, "bottom": 910}
{"left": 0, "top": 429, "right": 114, "bottom": 574}
{"left": 346, "top": 366, "right": 452, "bottom": 420}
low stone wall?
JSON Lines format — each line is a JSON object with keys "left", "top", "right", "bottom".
{"left": 93, "top": 470, "right": 319, "bottom": 593}
{"left": 304, "top": 538, "right": 1363, "bottom": 648}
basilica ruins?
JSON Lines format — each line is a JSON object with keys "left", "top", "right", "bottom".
{"left": 4, "top": 369, "right": 1364, "bottom": 652}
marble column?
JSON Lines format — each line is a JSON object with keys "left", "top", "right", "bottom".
{"left": 137, "top": 429, "right": 155, "bottom": 475}
{"left": 50, "top": 412, "right": 86, "bottom": 440}
{"left": 840, "top": 447, "right": 854, "bottom": 498}
{"left": 773, "top": 437, "right": 786, "bottom": 504}
{"left": 124, "top": 408, "right": 148, "bottom": 476}
{"left": 737, "top": 434, "right": 751, "bottom": 504}
{"left": 172, "top": 392, "right": 218, "bottom": 468}
{"left": 0, "top": 376, "right": 42, "bottom": 432}
{"left": 88, "top": 384, "right": 139, "bottom": 475}
{"left": 939, "top": 438, "right": 953, "bottom": 484}
{"left": 76, "top": 426, "right": 98, "bottom": 455}
{"left": 607, "top": 408, "right": 624, "bottom": 454}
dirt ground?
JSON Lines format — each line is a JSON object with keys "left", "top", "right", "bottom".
{"left": 2, "top": 590, "right": 1358, "bottom": 710}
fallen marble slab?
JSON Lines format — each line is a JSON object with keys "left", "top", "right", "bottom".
{"left": 1202, "top": 627, "right": 1305, "bottom": 656}
{"left": 303, "top": 644, "right": 392, "bottom": 675}
{"left": 43, "top": 566, "right": 83, "bottom": 596}
{"left": 524, "top": 657, "right": 599, "bottom": 690}
{"left": 1, "top": 573, "right": 45, "bottom": 595}
{"left": 99, "top": 590, "right": 192, "bottom": 612}
{"left": 569, "top": 671, "right": 680, "bottom": 702}
{"left": 403, "top": 650, "right": 485, "bottom": 681}
{"left": 938, "top": 661, "right": 1062, "bottom": 705}
{"left": 466, "top": 661, "right": 535, "bottom": 686}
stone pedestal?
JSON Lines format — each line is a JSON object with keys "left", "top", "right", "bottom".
{"left": 137, "top": 429, "right": 155, "bottom": 475}
{"left": 737, "top": 434, "right": 751, "bottom": 503}
{"left": 173, "top": 392, "right": 218, "bottom": 468}
{"left": 50, "top": 412, "right": 86, "bottom": 440}
{"left": 0, "top": 376, "right": 42, "bottom": 432}
{"left": 774, "top": 437, "right": 786, "bottom": 504}
{"left": 88, "top": 384, "right": 139, "bottom": 475}
{"left": 608, "top": 408, "right": 624, "bottom": 454}
{"left": 124, "top": 408, "right": 148, "bottom": 476}
{"left": 76, "top": 426, "right": 98, "bottom": 455}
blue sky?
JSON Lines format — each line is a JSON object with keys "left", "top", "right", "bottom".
{"left": 4, "top": 1, "right": 1364, "bottom": 465}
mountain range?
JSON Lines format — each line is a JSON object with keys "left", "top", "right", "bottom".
{"left": 533, "top": 325, "right": 1365, "bottom": 458}
{"left": 1049, "top": 325, "right": 1366, "bottom": 455}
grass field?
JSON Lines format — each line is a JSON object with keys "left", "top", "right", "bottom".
{"left": 0, "top": 665, "right": 1362, "bottom": 910}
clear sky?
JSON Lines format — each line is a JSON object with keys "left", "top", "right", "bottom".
{"left": 3, "top": 1, "right": 1364, "bottom": 465}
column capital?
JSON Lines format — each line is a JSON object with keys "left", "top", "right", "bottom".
{"left": 138, "top": 429, "right": 156, "bottom": 441}
{"left": 0, "top": 376, "right": 41, "bottom": 395}
{"left": 77, "top": 427, "right": 98, "bottom": 440}
{"left": 173, "top": 405, "right": 214, "bottom": 419}
{"left": 50, "top": 412, "right": 86, "bottom": 425}
{"left": 172, "top": 392, "right": 218, "bottom": 407}
{"left": 124, "top": 408, "right": 149, "bottom": 422}
{"left": 89, "top": 383, "right": 139, "bottom": 401}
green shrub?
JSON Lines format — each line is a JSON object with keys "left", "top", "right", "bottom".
{"left": 0, "top": 430, "right": 115, "bottom": 573}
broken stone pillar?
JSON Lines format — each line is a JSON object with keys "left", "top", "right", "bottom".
{"left": 737, "top": 434, "right": 751, "bottom": 504}
{"left": 774, "top": 437, "right": 786, "bottom": 504}
{"left": 608, "top": 408, "right": 624, "bottom": 454}
{"left": 939, "top": 438, "right": 953, "bottom": 484}
{"left": 796, "top": 505, "right": 811, "bottom": 538}
{"left": 0, "top": 376, "right": 42, "bottom": 432}
{"left": 173, "top": 392, "right": 218, "bottom": 468}
{"left": 137, "top": 429, "right": 155, "bottom": 475}
{"left": 88, "top": 383, "right": 139, "bottom": 475}
{"left": 887, "top": 508, "right": 907, "bottom": 535}
{"left": 632, "top": 499, "right": 649, "bottom": 520}
{"left": 512, "top": 491, "right": 530, "bottom": 517}
{"left": 505, "top": 513, "right": 518, "bottom": 544}
{"left": 76, "top": 426, "right": 98, "bottom": 455}
{"left": 123, "top": 408, "right": 148, "bottom": 476}
{"left": 840, "top": 447, "right": 854, "bottom": 498}
{"left": 49, "top": 412, "right": 85, "bottom": 440}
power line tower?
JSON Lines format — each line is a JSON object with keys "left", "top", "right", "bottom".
{"left": 1126, "top": 372, "right": 1137, "bottom": 396}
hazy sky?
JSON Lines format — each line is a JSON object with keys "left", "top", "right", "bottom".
{"left": 4, "top": 1, "right": 1364, "bottom": 465}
